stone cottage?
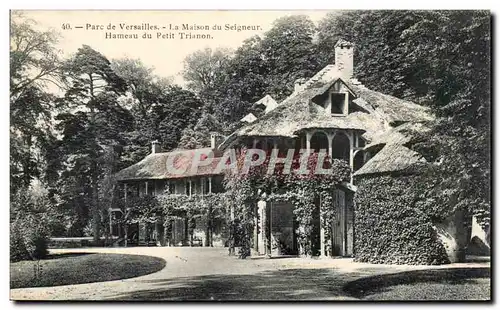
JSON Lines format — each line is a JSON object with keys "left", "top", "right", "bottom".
{"left": 114, "top": 40, "right": 484, "bottom": 263}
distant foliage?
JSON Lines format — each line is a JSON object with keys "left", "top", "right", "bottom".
{"left": 354, "top": 175, "right": 449, "bottom": 265}
{"left": 318, "top": 10, "right": 491, "bottom": 232}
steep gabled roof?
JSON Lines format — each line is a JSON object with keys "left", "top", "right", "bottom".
{"left": 223, "top": 66, "right": 382, "bottom": 144}
{"left": 115, "top": 148, "right": 224, "bottom": 181}
{"left": 240, "top": 113, "right": 257, "bottom": 123}
{"left": 255, "top": 94, "right": 279, "bottom": 114}
{"left": 220, "top": 64, "right": 433, "bottom": 149}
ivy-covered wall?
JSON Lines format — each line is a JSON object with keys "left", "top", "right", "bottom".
{"left": 354, "top": 174, "right": 450, "bottom": 265}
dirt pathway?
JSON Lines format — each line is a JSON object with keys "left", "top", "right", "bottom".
{"left": 10, "top": 247, "right": 490, "bottom": 301}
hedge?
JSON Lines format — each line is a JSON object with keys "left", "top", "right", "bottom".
{"left": 354, "top": 174, "right": 449, "bottom": 265}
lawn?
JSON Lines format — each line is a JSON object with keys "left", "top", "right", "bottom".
{"left": 343, "top": 267, "right": 491, "bottom": 301}
{"left": 10, "top": 252, "right": 166, "bottom": 289}
{"left": 364, "top": 279, "right": 490, "bottom": 300}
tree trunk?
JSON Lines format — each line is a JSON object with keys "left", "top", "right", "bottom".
{"left": 22, "top": 134, "right": 33, "bottom": 189}
{"left": 92, "top": 175, "right": 100, "bottom": 242}
{"left": 436, "top": 209, "right": 470, "bottom": 263}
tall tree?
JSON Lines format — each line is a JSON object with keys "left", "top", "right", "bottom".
{"left": 155, "top": 86, "right": 204, "bottom": 151}
{"left": 57, "top": 45, "right": 132, "bottom": 240}
{"left": 182, "top": 47, "right": 232, "bottom": 96}
{"left": 112, "top": 57, "right": 173, "bottom": 165}
{"left": 260, "top": 15, "right": 319, "bottom": 101}
{"left": 10, "top": 13, "right": 61, "bottom": 193}
{"left": 178, "top": 113, "right": 224, "bottom": 149}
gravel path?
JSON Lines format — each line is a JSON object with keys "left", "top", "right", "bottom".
{"left": 10, "top": 247, "right": 490, "bottom": 301}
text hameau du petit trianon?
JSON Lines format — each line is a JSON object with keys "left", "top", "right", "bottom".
{"left": 103, "top": 23, "right": 262, "bottom": 39}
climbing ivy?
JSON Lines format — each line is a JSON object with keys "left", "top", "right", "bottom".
{"left": 115, "top": 192, "right": 229, "bottom": 246}
{"left": 224, "top": 149, "right": 351, "bottom": 258}
{"left": 354, "top": 174, "right": 450, "bottom": 265}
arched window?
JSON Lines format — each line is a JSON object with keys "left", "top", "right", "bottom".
{"left": 332, "top": 132, "right": 350, "bottom": 162}
{"left": 310, "top": 131, "right": 329, "bottom": 153}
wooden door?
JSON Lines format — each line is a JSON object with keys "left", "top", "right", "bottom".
{"left": 270, "top": 201, "right": 297, "bottom": 255}
{"left": 346, "top": 193, "right": 354, "bottom": 256}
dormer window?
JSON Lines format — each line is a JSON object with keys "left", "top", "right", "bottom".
{"left": 331, "top": 93, "right": 347, "bottom": 115}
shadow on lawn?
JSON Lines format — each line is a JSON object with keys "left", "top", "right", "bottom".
{"left": 342, "top": 267, "right": 491, "bottom": 299}
{"left": 108, "top": 268, "right": 383, "bottom": 301}
{"left": 44, "top": 252, "right": 93, "bottom": 260}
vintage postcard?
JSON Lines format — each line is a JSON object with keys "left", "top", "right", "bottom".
{"left": 9, "top": 9, "right": 491, "bottom": 301}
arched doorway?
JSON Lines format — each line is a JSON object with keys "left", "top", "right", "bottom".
{"left": 332, "top": 132, "right": 350, "bottom": 162}
{"left": 310, "top": 131, "right": 329, "bottom": 153}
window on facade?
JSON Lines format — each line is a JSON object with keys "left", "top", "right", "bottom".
{"left": 147, "top": 181, "right": 155, "bottom": 196}
{"left": 202, "top": 178, "right": 210, "bottom": 195}
{"left": 151, "top": 182, "right": 156, "bottom": 196}
{"left": 331, "top": 93, "right": 346, "bottom": 115}
{"left": 332, "top": 133, "right": 350, "bottom": 162}
{"left": 211, "top": 176, "right": 224, "bottom": 193}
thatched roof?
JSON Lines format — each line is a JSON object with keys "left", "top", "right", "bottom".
{"left": 353, "top": 143, "right": 426, "bottom": 177}
{"left": 364, "top": 122, "right": 432, "bottom": 150}
{"left": 224, "top": 64, "right": 433, "bottom": 148}
{"left": 115, "top": 148, "right": 224, "bottom": 181}
{"left": 255, "top": 94, "right": 279, "bottom": 114}
{"left": 119, "top": 59, "right": 436, "bottom": 180}
{"left": 347, "top": 83, "right": 434, "bottom": 125}
{"left": 240, "top": 113, "right": 257, "bottom": 123}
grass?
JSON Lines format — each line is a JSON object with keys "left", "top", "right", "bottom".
{"left": 10, "top": 252, "right": 166, "bottom": 289}
{"left": 364, "top": 279, "right": 491, "bottom": 300}
{"left": 343, "top": 267, "right": 491, "bottom": 301}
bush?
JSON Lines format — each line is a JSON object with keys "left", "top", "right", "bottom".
{"left": 10, "top": 215, "right": 49, "bottom": 262}
{"left": 354, "top": 174, "right": 449, "bottom": 265}
{"left": 10, "top": 222, "right": 27, "bottom": 262}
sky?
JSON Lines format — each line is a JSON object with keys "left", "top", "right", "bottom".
{"left": 15, "top": 10, "right": 331, "bottom": 86}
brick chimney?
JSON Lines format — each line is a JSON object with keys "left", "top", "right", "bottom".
{"left": 151, "top": 140, "right": 161, "bottom": 154}
{"left": 335, "top": 39, "right": 354, "bottom": 80}
{"left": 210, "top": 133, "right": 226, "bottom": 151}
{"left": 210, "top": 133, "right": 217, "bottom": 149}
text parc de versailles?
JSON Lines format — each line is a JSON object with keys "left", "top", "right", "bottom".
{"left": 103, "top": 23, "right": 262, "bottom": 39}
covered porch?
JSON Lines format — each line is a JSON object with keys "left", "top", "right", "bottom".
{"left": 252, "top": 187, "right": 355, "bottom": 258}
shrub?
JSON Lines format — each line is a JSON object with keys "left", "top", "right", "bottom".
{"left": 10, "top": 187, "right": 51, "bottom": 262}
{"left": 10, "top": 221, "right": 27, "bottom": 262}
{"left": 354, "top": 174, "right": 449, "bottom": 265}
{"left": 10, "top": 215, "right": 49, "bottom": 262}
